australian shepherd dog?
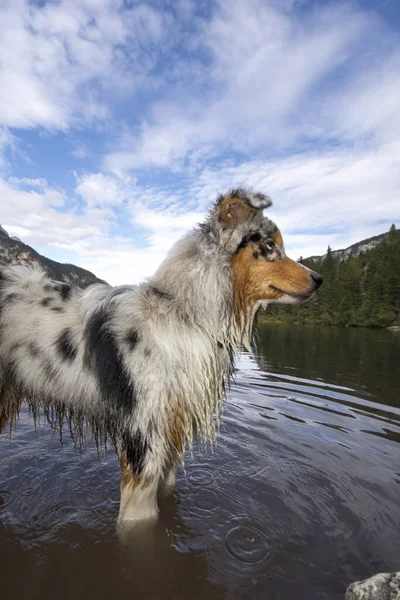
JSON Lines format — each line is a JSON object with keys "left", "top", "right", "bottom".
{"left": 0, "top": 189, "right": 322, "bottom": 522}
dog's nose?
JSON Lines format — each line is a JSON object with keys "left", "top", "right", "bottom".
{"left": 310, "top": 270, "right": 323, "bottom": 288}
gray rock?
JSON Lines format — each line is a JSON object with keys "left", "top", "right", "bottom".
{"left": 0, "top": 225, "right": 9, "bottom": 238}
{"left": 345, "top": 572, "right": 400, "bottom": 600}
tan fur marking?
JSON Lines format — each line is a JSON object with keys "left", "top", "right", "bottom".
{"left": 232, "top": 230, "right": 313, "bottom": 326}
{"left": 273, "top": 229, "right": 284, "bottom": 248}
{"left": 218, "top": 197, "right": 256, "bottom": 228}
{"left": 0, "top": 390, "right": 20, "bottom": 435}
{"left": 166, "top": 403, "right": 188, "bottom": 461}
{"left": 120, "top": 451, "right": 151, "bottom": 492}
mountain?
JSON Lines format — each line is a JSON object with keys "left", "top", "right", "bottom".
{"left": 306, "top": 232, "right": 388, "bottom": 262}
{"left": 0, "top": 225, "right": 105, "bottom": 288}
{"left": 263, "top": 224, "right": 400, "bottom": 328}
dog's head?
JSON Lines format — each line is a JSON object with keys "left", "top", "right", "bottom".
{"left": 214, "top": 188, "right": 323, "bottom": 309}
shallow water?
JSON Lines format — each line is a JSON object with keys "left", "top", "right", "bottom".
{"left": 1, "top": 324, "right": 399, "bottom": 599}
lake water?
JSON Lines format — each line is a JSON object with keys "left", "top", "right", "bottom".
{"left": 1, "top": 324, "right": 399, "bottom": 599}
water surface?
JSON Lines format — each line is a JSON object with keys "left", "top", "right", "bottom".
{"left": 1, "top": 324, "right": 399, "bottom": 599}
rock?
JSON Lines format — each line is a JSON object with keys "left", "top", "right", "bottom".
{"left": 345, "top": 572, "right": 400, "bottom": 600}
{"left": 0, "top": 225, "right": 9, "bottom": 238}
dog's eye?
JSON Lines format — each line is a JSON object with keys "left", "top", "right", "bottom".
{"left": 264, "top": 240, "right": 275, "bottom": 251}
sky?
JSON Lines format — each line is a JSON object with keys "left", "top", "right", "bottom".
{"left": 0, "top": 0, "right": 399, "bottom": 285}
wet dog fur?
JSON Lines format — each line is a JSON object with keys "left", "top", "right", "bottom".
{"left": 0, "top": 188, "right": 322, "bottom": 521}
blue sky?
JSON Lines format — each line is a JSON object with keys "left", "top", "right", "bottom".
{"left": 0, "top": 0, "right": 399, "bottom": 284}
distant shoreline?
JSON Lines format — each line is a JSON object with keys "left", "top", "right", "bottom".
{"left": 259, "top": 316, "right": 400, "bottom": 331}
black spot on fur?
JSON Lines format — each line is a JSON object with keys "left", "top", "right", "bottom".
{"left": 43, "top": 360, "right": 58, "bottom": 381}
{"left": 148, "top": 286, "right": 172, "bottom": 301}
{"left": 28, "top": 342, "right": 40, "bottom": 358}
{"left": 50, "top": 306, "right": 64, "bottom": 313}
{"left": 3, "top": 358, "right": 19, "bottom": 385}
{"left": 40, "top": 297, "right": 53, "bottom": 307}
{"left": 4, "top": 293, "right": 17, "bottom": 303}
{"left": 43, "top": 282, "right": 71, "bottom": 301}
{"left": 235, "top": 232, "right": 262, "bottom": 254}
{"left": 58, "top": 283, "right": 72, "bottom": 301}
{"left": 57, "top": 328, "right": 77, "bottom": 361}
{"left": 124, "top": 430, "right": 148, "bottom": 475}
{"left": 84, "top": 307, "right": 135, "bottom": 413}
{"left": 248, "top": 232, "right": 262, "bottom": 243}
{"left": 125, "top": 329, "right": 139, "bottom": 350}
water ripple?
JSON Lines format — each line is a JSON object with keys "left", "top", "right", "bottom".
{"left": 225, "top": 525, "right": 270, "bottom": 564}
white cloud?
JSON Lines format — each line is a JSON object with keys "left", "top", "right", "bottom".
{"left": 5, "top": 175, "right": 67, "bottom": 207}
{"left": 326, "top": 50, "right": 400, "bottom": 144}
{"left": 71, "top": 147, "right": 89, "bottom": 159}
{"left": 1, "top": 134, "right": 399, "bottom": 287}
{"left": 8, "top": 177, "right": 48, "bottom": 189}
{"left": 75, "top": 245, "right": 168, "bottom": 287}
{"left": 186, "top": 140, "right": 400, "bottom": 259}
{"left": 0, "top": 178, "right": 107, "bottom": 246}
{"left": 75, "top": 172, "right": 132, "bottom": 209}
{"left": 104, "top": 0, "right": 375, "bottom": 172}
{"left": 0, "top": 174, "right": 203, "bottom": 285}
{"left": 0, "top": 127, "right": 16, "bottom": 171}
{"left": 0, "top": 0, "right": 170, "bottom": 131}
{"left": 134, "top": 206, "right": 203, "bottom": 232}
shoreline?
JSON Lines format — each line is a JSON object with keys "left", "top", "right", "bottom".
{"left": 259, "top": 318, "right": 400, "bottom": 331}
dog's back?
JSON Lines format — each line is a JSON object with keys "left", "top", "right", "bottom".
{"left": 0, "top": 265, "right": 133, "bottom": 415}
{"left": 0, "top": 261, "right": 227, "bottom": 481}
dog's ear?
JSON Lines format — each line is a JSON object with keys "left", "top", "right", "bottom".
{"left": 216, "top": 189, "right": 272, "bottom": 254}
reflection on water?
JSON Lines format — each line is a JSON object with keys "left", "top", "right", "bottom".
{"left": 256, "top": 323, "right": 400, "bottom": 408}
{"left": 1, "top": 325, "right": 400, "bottom": 599}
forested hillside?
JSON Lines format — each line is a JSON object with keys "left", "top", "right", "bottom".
{"left": 263, "top": 225, "right": 400, "bottom": 328}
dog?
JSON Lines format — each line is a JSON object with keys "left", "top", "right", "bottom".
{"left": 0, "top": 188, "right": 322, "bottom": 521}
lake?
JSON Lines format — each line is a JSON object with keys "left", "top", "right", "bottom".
{"left": 1, "top": 324, "right": 399, "bottom": 599}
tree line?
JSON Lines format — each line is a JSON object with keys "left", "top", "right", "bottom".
{"left": 262, "top": 225, "right": 400, "bottom": 328}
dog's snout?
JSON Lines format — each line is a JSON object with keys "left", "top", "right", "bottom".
{"left": 310, "top": 270, "right": 323, "bottom": 288}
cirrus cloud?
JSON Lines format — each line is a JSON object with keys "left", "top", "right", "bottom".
{"left": 0, "top": 0, "right": 399, "bottom": 285}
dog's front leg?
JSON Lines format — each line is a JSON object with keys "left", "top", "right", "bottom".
{"left": 118, "top": 452, "right": 159, "bottom": 521}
